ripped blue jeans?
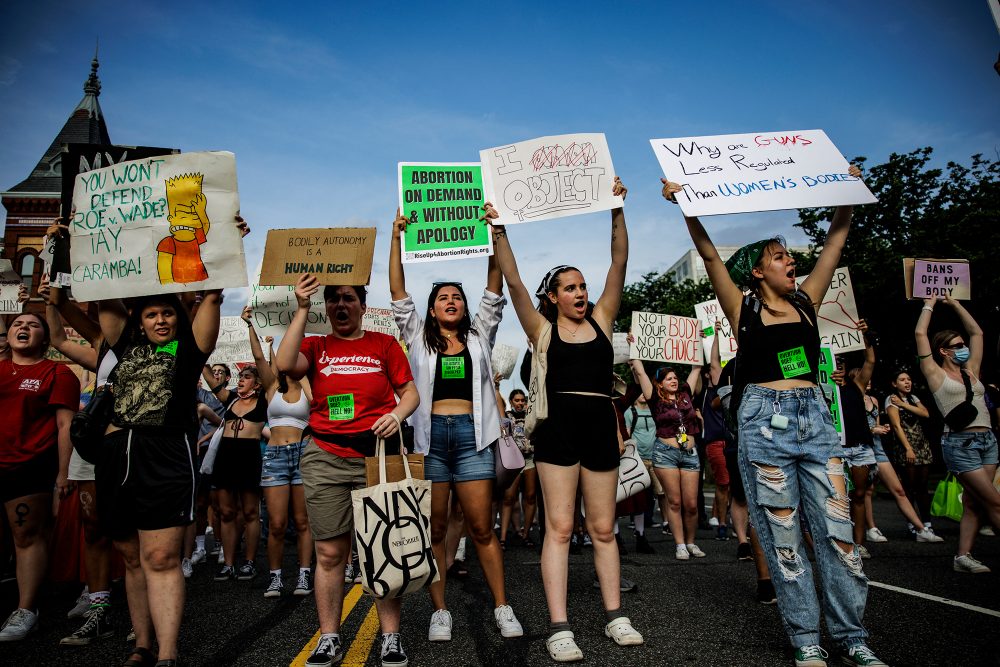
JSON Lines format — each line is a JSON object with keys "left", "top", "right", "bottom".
{"left": 738, "top": 385, "right": 869, "bottom": 650}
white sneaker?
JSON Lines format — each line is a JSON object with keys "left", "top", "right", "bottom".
{"left": 428, "top": 609, "right": 452, "bottom": 641}
{"left": 493, "top": 605, "right": 523, "bottom": 638}
{"left": 675, "top": 545, "right": 690, "bottom": 560}
{"left": 865, "top": 527, "right": 888, "bottom": 543}
{"left": 190, "top": 548, "right": 208, "bottom": 565}
{"left": 980, "top": 525, "right": 996, "bottom": 536}
{"left": 67, "top": 587, "right": 91, "bottom": 619}
{"left": 455, "top": 537, "right": 467, "bottom": 562}
{"left": 708, "top": 517, "right": 720, "bottom": 527}
{"left": 217, "top": 546, "right": 226, "bottom": 564}
{"left": 0, "top": 608, "right": 38, "bottom": 642}
{"left": 264, "top": 572, "right": 283, "bottom": 598}
{"left": 604, "top": 617, "right": 643, "bottom": 646}
{"left": 181, "top": 558, "right": 193, "bottom": 579}
{"left": 916, "top": 528, "right": 944, "bottom": 543}
{"left": 686, "top": 543, "right": 706, "bottom": 558}
{"left": 546, "top": 630, "right": 584, "bottom": 662}
{"left": 856, "top": 544, "right": 871, "bottom": 559}
{"left": 954, "top": 553, "right": 991, "bottom": 573}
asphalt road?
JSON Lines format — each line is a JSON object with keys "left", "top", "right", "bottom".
{"left": 2, "top": 496, "right": 998, "bottom": 666}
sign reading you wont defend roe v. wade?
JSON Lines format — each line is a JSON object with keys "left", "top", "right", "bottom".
{"left": 69, "top": 151, "right": 248, "bottom": 301}
{"left": 650, "top": 130, "right": 877, "bottom": 217}
{"left": 480, "top": 133, "right": 624, "bottom": 226}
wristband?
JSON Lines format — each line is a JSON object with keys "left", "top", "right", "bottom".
{"left": 921, "top": 306, "right": 934, "bottom": 312}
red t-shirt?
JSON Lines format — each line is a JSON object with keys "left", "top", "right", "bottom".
{"left": 0, "top": 359, "right": 81, "bottom": 469}
{"left": 300, "top": 332, "right": 413, "bottom": 458}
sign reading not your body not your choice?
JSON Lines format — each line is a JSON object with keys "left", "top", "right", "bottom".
{"left": 629, "top": 312, "right": 702, "bottom": 365}
{"left": 398, "top": 163, "right": 490, "bottom": 263}
{"left": 69, "top": 151, "right": 247, "bottom": 301}
{"left": 650, "top": 129, "right": 877, "bottom": 217}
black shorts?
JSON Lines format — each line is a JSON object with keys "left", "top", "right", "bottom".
{"left": 0, "top": 447, "right": 58, "bottom": 504}
{"left": 97, "top": 429, "right": 196, "bottom": 540}
{"left": 211, "top": 437, "right": 263, "bottom": 492}
{"left": 532, "top": 393, "right": 620, "bottom": 472}
{"left": 725, "top": 448, "right": 746, "bottom": 504}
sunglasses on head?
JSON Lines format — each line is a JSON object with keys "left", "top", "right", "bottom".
{"left": 432, "top": 281, "right": 463, "bottom": 288}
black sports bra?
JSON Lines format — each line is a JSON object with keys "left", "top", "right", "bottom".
{"left": 224, "top": 393, "right": 269, "bottom": 438}
{"left": 432, "top": 348, "right": 474, "bottom": 401}
{"left": 546, "top": 315, "right": 613, "bottom": 395}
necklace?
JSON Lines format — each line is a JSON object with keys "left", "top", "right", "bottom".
{"left": 558, "top": 320, "right": 584, "bottom": 338}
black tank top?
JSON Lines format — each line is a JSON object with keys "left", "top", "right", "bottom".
{"left": 432, "top": 347, "right": 474, "bottom": 401}
{"left": 840, "top": 383, "right": 873, "bottom": 447}
{"left": 737, "top": 290, "right": 820, "bottom": 386}
{"left": 225, "top": 392, "right": 269, "bottom": 425}
{"left": 546, "top": 315, "right": 613, "bottom": 395}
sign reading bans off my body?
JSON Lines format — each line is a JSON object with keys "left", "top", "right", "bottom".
{"left": 259, "top": 228, "right": 376, "bottom": 286}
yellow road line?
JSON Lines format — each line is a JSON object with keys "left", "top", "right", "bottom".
{"left": 290, "top": 584, "right": 365, "bottom": 667}
{"left": 342, "top": 603, "right": 380, "bottom": 666}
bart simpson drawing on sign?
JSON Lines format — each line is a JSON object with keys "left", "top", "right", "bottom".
{"left": 157, "top": 173, "right": 210, "bottom": 284}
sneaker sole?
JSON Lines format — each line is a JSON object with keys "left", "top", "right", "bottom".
{"left": 380, "top": 657, "right": 408, "bottom": 667}
{"left": 0, "top": 626, "right": 37, "bottom": 642}
{"left": 59, "top": 629, "right": 114, "bottom": 646}
{"left": 237, "top": 575, "right": 256, "bottom": 581}
{"left": 428, "top": 634, "right": 452, "bottom": 642}
{"left": 263, "top": 590, "right": 282, "bottom": 598}
{"left": 497, "top": 625, "right": 524, "bottom": 638}
{"left": 293, "top": 589, "right": 313, "bottom": 596}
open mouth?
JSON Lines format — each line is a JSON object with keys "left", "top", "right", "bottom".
{"left": 786, "top": 268, "right": 795, "bottom": 279}
{"left": 444, "top": 307, "right": 457, "bottom": 314}
{"left": 334, "top": 311, "right": 350, "bottom": 322}
{"left": 15, "top": 332, "right": 30, "bottom": 342}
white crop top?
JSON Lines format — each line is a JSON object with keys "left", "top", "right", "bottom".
{"left": 267, "top": 390, "right": 310, "bottom": 429}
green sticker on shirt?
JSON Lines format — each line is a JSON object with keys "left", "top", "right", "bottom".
{"left": 155, "top": 340, "right": 178, "bottom": 356}
{"left": 327, "top": 393, "right": 355, "bottom": 421}
{"left": 778, "top": 346, "right": 811, "bottom": 379}
{"left": 441, "top": 356, "right": 465, "bottom": 379}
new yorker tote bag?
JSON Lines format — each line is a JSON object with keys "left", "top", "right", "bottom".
{"left": 352, "top": 438, "right": 438, "bottom": 599}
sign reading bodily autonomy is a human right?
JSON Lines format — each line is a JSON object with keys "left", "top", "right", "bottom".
{"left": 398, "top": 163, "right": 490, "bottom": 263}
{"left": 259, "top": 228, "right": 376, "bottom": 286}
{"left": 480, "top": 133, "right": 623, "bottom": 226}
{"left": 69, "top": 151, "right": 248, "bottom": 301}
{"left": 650, "top": 130, "right": 876, "bottom": 216}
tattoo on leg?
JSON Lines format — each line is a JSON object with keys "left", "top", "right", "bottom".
{"left": 14, "top": 503, "right": 29, "bottom": 527}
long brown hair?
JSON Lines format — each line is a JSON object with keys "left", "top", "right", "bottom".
{"left": 423, "top": 282, "right": 473, "bottom": 353}
{"left": 930, "top": 329, "right": 962, "bottom": 365}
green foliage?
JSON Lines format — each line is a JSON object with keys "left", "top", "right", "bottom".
{"left": 616, "top": 272, "right": 714, "bottom": 334}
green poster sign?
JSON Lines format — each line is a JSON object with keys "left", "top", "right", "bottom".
{"left": 817, "top": 347, "right": 845, "bottom": 445}
{"left": 398, "top": 162, "right": 491, "bottom": 263}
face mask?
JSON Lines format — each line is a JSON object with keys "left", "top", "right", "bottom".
{"left": 952, "top": 347, "right": 970, "bottom": 364}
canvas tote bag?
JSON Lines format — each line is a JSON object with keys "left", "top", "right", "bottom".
{"left": 351, "top": 438, "right": 438, "bottom": 599}
{"left": 524, "top": 322, "right": 552, "bottom": 437}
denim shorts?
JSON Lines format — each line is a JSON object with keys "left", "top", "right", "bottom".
{"left": 870, "top": 436, "right": 890, "bottom": 464}
{"left": 652, "top": 440, "right": 701, "bottom": 471}
{"left": 261, "top": 440, "right": 306, "bottom": 487}
{"left": 941, "top": 430, "right": 999, "bottom": 474}
{"left": 842, "top": 444, "right": 877, "bottom": 468}
{"left": 425, "top": 414, "right": 495, "bottom": 483}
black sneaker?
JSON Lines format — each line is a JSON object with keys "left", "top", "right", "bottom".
{"left": 214, "top": 565, "right": 236, "bottom": 582}
{"left": 237, "top": 560, "right": 257, "bottom": 581}
{"left": 715, "top": 526, "right": 729, "bottom": 541}
{"left": 736, "top": 542, "right": 753, "bottom": 561}
{"left": 592, "top": 576, "right": 638, "bottom": 593}
{"left": 756, "top": 579, "right": 777, "bottom": 605}
{"left": 380, "top": 632, "right": 408, "bottom": 667}
{"left": 305, "top": 633, "right": 343, "bottom": 666}
{"left": 635, "top": 533, "right": 656, "bottom": 554}
{"left": 294, "top": 570, "right": 314, "bottom": 596}
{"left": 615, "top": 533, "right": 628, "bottom": 555}
{"left": 59, "top": 604, "right": 113, "bottom": 645}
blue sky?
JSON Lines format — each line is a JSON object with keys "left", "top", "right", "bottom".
{"left": 2, "top": 1, "right": 998, "bottom": 390}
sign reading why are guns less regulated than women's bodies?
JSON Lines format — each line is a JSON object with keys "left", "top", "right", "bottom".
{"left": 629, "top": 312, "right": 702, "bottom": 365}
{"left": 650, "top": 130, "right": 877, "bottom": 217}
{"left": 69, "top": 151, "right": 248, "bottom": 301}
{"left": 480, "top": 133, "right": 623, "bottom": 226}
{"left": 398, "top": 163, "right": 490, "bottom": 263}
{"left": 258, "top": 228, "right": 376, "bottom": 286}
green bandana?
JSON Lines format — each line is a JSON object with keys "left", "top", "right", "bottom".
{"left": 724, "top": 237, "right": 783, "bottom": 290}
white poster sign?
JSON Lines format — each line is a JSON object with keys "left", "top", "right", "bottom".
{"left": 0, "top": 260, "right": 20, "bottom": 314}
{"left": 797, "top": 267, "right": 864, "bottom": 354}
{"left": 363, "top": 308, "right": 401, "bottom": 339}
{"left": 629, "top": 312, "right": 702, "bottom": 364}
{"left": 693, "top": 299, "right": 738, "bottom": 363}
{"left": 480, "top": 133, "right": 623, "bottom": 226}
{"left": 650, "top": 129, "right": 876, "bottom": 217}
{"left": 612, "top": 333, "right": 631, "bottom": 364}
{"left": 69, "top": 151, "right": 248, "bottom": 301}
{"left": 491, "top": 343, "right": 519, "bottom": 380}
{"left": 208, "top": 316, "right": 259, "bottom": 366}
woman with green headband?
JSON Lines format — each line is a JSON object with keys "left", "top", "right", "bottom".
{"left": 662, "top": 166, "right": 887, "bottom": 667}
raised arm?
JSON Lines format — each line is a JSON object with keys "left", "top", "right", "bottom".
{"left": 202, "top": 364, "right": 232, "bottom": 403}
{"left": 663, "top": 180, "right": 742, "bottom": 325}
{"left": 799, "top": 165, "right": 862, "bottom": 307}
{"left": 484, "top": 204, "right": 546, "bottom": 342}
{"left": 275, "top": 274, "right": 318, "bottom": 380}
{"left": 852, "top": 319, "right": 876, "bottom": 390}
{"left": 241, "top": 306, "right": 276, "bottom": 389}
{"left": 686, "top": 364, "right": 704, "bottom": 396}
{"left": 944, "top": 297, "right": 984, "bottom": 376}
{"left": 389, "top": 210, "right": 408, "bottom": 301}
{"left": 915, "top": 298, "right": 945, "bottom": 390}
{"left": 592, "top": 177, "right": 628, "bottom": 334}
{"left": 486, "top": 251, "right": 503, "bottom": 296}
{"left": 46, "top": 302, "right": 98, "bottom": 370}
{"left": 629, "top": 358, "right": 654, "bottom": 401}
{"left": 708, "top": 320, "right": 723, "bottom": 386}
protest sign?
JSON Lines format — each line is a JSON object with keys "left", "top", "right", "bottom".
{"left": 398, "top": 163, "right": 490, "bottom": 263}
{"left": 903, "top": 258, "right": 971, "bottom": 300}
{"left": 693, "top": 299, "right": 737, "bottom": 363}
{"left": 69, "top": 151, "right": 247, "bottom": 301}
{"left": 480, "top": 133, "right": 623, "bottom": 226}
{"left": 796, "top": 266, "right": 864, "bottom": 354}
{"left": 61, "top": 143, "right": 176, "bottom": 220}
{"left": 491, "top": 344, "right": 519, "bottom": 380}
{"left": 208, "top": 316, "right": 258, "bottom": 367}
{"left": 0, "top": 260, "right": 21, "bottom": 314}
{"left": 629, "top": 312, "right": 701, "bottom": 364}
{"left": 45, "top": 327, "right": 90, "bottom": 364}
{"left": 649, "top": 129, "right": 876, "bottom": 217}
{"left": 259, "top": 228, "right": 375, "bottom": 286}
{"left": 363, "top": 307, "right": 400, "bottom": 339}
{"left": 612, "top": 333, "right": 631, "bottom": 364}
{"left": 817, "top": 347, "right": 845, "bottom": 446}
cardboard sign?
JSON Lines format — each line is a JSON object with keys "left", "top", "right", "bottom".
{"left": 480, "top": 133, "right": 623, "bottom": 225}
{"left": 0, "top": 260, "right": 19, "bottom": 314}
{"left": 629, "top": 312, "right": 701, "bottom": 364}
{"left": 693, "top": 299, "right": 738, "bottom": 362}
{"left": 45, "top": 327, "right": 91, "bottom": 364}
{"left": 650, "top": 129, "right": 876, "bottom": 217}
{"left": 612, "top": 333, "right": 631, "bottom": 364}
{"left": 398, "top": 163, "right": 491, "bottom": 263}
{"left": 69, "top": 151, "right": 247, "bottom": 301}
{"left": 207, "top": 316, "right": 259, "bottom": 366}
{"left": 796, "top": 267, "right": 864, "bottom": 354}
{"left": 817, "top": 347, "right": 846, "bottom": 446}
{"left": 903, "top": 258, "right": 970, "bottom": 300}
{"left": 363, "top": 308, "right": 401, "bottom": 339}
{"left": 491, "top": 343, "right": 519, "bottom": 380}
{"left": 259, "top": 228, "right": 375, "bottom": 286}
